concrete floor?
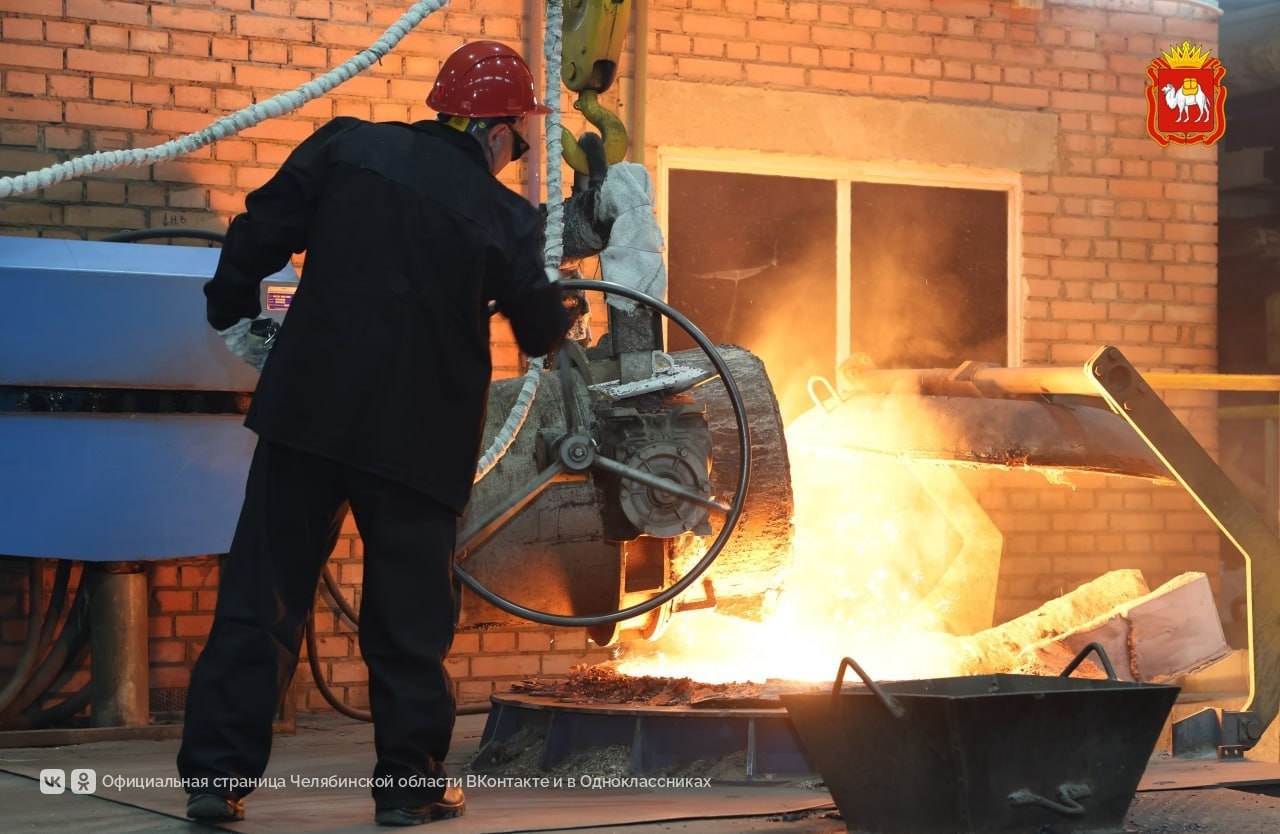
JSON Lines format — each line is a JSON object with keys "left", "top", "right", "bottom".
{"left": 3, "top": 713, "right": 1280, "bottom": 833}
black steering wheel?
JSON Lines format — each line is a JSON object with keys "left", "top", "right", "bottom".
{"left": 453, "top": 279, "right": 752, "bottom": 627}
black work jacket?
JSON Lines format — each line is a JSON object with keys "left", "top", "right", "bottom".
{"left": 205, "top": 117, "right": 568, "bottom": 513}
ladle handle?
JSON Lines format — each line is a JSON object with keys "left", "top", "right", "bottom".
{"left": 831, "top": 656, "right": 906, "bottom": 719}
{"left": 1059, "top": 642, "right": 1119, "bottom": 681}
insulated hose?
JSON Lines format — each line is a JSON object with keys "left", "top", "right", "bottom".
{"left": 0, "top": 0, "right": 447, "bottom": 200}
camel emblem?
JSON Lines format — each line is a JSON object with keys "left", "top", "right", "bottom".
{"left": 1160, "top": 80, "right": 1210, "bottom": 123}
{"left": 1145, "top": 41, "right": 1227, "bottom": 146}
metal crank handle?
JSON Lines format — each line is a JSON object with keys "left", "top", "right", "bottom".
{"left": 591, "top": 455, "right": 731, "bottom": 514}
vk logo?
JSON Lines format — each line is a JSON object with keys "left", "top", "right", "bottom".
{"left": 39, "top": 768, "right": 65, "bottom": 795}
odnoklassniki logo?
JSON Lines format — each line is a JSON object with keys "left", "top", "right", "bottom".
{"left": 1145, "top": 41, "right": 1227, "bottom": 146}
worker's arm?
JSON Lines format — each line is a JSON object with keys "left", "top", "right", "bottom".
{"left": 203, "top": 117, "right": 360, "bottom": 330}
{"left": 491, "top": 209, "right": 573, "bottom": 358}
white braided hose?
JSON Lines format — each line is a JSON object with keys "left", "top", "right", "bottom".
{"left": 542, "top": 0, "right": 566, "bottom": 279}
{"left": 0, "top": 0, "right": 448, "bottom": 200}
{"left": 474, "top": 0, "right": 567, "bottom": 483}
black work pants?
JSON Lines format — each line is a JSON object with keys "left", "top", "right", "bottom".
{"left": 177, "top": 439, "right": 459, "bottom": 810}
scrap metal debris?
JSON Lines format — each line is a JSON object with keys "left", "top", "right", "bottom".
{"left": 507, "top": 664, "right": 821, "bottom": 707}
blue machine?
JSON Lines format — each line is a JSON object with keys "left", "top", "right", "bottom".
{"left": 0, "top": 235, "right": 298, "bottom": 560}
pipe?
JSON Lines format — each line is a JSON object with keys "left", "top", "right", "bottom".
{"left": 631, "top": 0, "right": 647, "bottom": 165}
{"left": 102, "top": 229, "right": 226, "bottom": 245}
{"left": 88, "top": 562, "right": 149, "bottom": 727}
{"left": 524, "top": 0, "right": 545, "bottom": 206}
{"left": 840, "top": 362, "right": 1280, "bottom": 398}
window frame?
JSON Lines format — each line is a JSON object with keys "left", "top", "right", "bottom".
{"left": 657, "top": 148, "right": 1025, "bottom": 369}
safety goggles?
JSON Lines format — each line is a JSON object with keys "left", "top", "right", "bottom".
{"left": 505, "top": 120, "right": 530, "bottom": 162}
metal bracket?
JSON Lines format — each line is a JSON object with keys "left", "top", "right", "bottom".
{"left": 1083, "top": 346, "right": 1280, "bottom": 734}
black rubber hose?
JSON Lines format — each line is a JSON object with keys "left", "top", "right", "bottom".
{"left": 305, "top": 606, "right": 373, "bottom": 722}
{"left": 0, "top": 561, "right": 46, "bottom": 715}
{"left": 30, "top": 560, "right": 73, "bottom": 679}
{"left": 320, "top": 565, "right": 360, "bottom": 627}
{"left": 9, "top": 643, "right": 91, "bottom": 731}
{"left": 0, "top": 578, "right": 91, "bottom": 724}
{"left": 101, "top": 228, "right": 226, "bottom": 245}
{"left": 20, "top": 684, "right": 92, "bottom": 731}
{"left": 305, "top": 584, "right": 491, "bottom": 722}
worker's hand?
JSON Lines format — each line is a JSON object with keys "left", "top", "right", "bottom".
{"left": 561, "top": 188, "right": 609, "bottom": 260}
{"left": 561, "top": 286, "right": 590, "bottom": 343}
{"left": 217, "top": 317, "right": 277, "bottom": 372}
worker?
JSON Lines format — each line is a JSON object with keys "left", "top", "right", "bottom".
{"left": 178, "top": 41, "right": 578, "bottom": 827}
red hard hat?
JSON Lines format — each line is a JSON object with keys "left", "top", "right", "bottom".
{"left": 428, "top": 41, "right": 553, "bottom": 118}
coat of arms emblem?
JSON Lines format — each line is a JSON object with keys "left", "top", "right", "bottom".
{"left": 1145, "top": 41, "right": 1227, "bottom": 146}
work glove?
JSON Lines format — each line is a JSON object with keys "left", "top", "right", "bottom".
{"left": 217, "top": 317, "right": 277, "bottom": 372}
{"left": 594, "top": 162, "right": 666, "bottom": 312}
{"left": 561, "top": 285, "right": 591, "bottom": 343}
{"left": 561, "top": 188, "right": 609, "bottom": 260}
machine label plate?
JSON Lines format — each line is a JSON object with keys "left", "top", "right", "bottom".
{"left": 266, "top": 284, "right": 296, "bottom": 311}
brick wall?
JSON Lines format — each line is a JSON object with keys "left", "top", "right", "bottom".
{"left": 0, "top": 0, "right": 1231, "bottom": 721}
{"left": 634, "top": 0, "right": 1225, "bottom": 625}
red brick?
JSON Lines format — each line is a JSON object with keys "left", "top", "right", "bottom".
{"left": 747, "top": 19, "right": 811, "bottom": 44}
{"left": 0, "top": 0, "right": 60, "bottom": 11}
{"left": 150, "top": 665, "right": 190, "bottom": 689}
{"left": 935, "top": 39, "right": 994, "bottom": 61}
{"left": 873, "top": 32, "right": 933, "bottom": 55}
{"left": 1050, "top": 300, "right": 1108, "bottom": 320}
{"left": 329, "top": 661, "right": 368, "bottom": 683}
{"left": 174, "top": 614, "right": 214, "bottom": 637}
{"left": 65, "top": 0, "right": 147, "bottom": 25}
{"left": 676, "top": 56, "right": 742, "bottom": 81}
{"left": 65, "top": 101, "right": 147, "bottom": 130}
{"left": 212, "top": 35, "right": 249, "bottom": 61}
{"left": 151, "top": 640, "right": 187, "bottom": 664}
{"left": 481, "top": 631, "right": 518, "bottom": 652}
{"left": 819, "top": 4, "right": 849, "bottom": 24}
{"left": 67, "top": 47, "right": 152, "bottom": 77}
{"left": 237, "top": 14, "right": 314, "bottom": 41}
{"left": 92, "top": 77, "right": 132, "bottom": 102}
{"left": 5, "top": 71, "right": 46, "bottom": 96}
{"left": 3, "top": 17, "right": 43, "bottom": 41}
{"left": 250, "top": 41, "right": 289, "bottom": 64}
{"left": 871, "top": 75, "right": 931, "bottom": 97}
{"left": 4, "top": 44, "right": 63, "bottom": 71}
{"left": 151, "top": 5, "right": 231, "bottom": 33}
{"left": 746, "top": 63, "right": 806, "bottom": 86}
{"left": 170, "top": 32, "right": 213, "bottom": 58}
{"left": 933, "top": 80, "right": 990, "bottom": 101}
{"left": 235, "top": 64, "right": 315, "bottom": 90}
{"left": 682, "top": 14, "right": 746, "bottom": 38}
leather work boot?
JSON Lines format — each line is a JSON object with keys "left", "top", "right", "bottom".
{"left": 185, "top": 793, "right": 246, "bottom": 822}
{"left": 374, "top": 785, "right": 466, "bottom": 826}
